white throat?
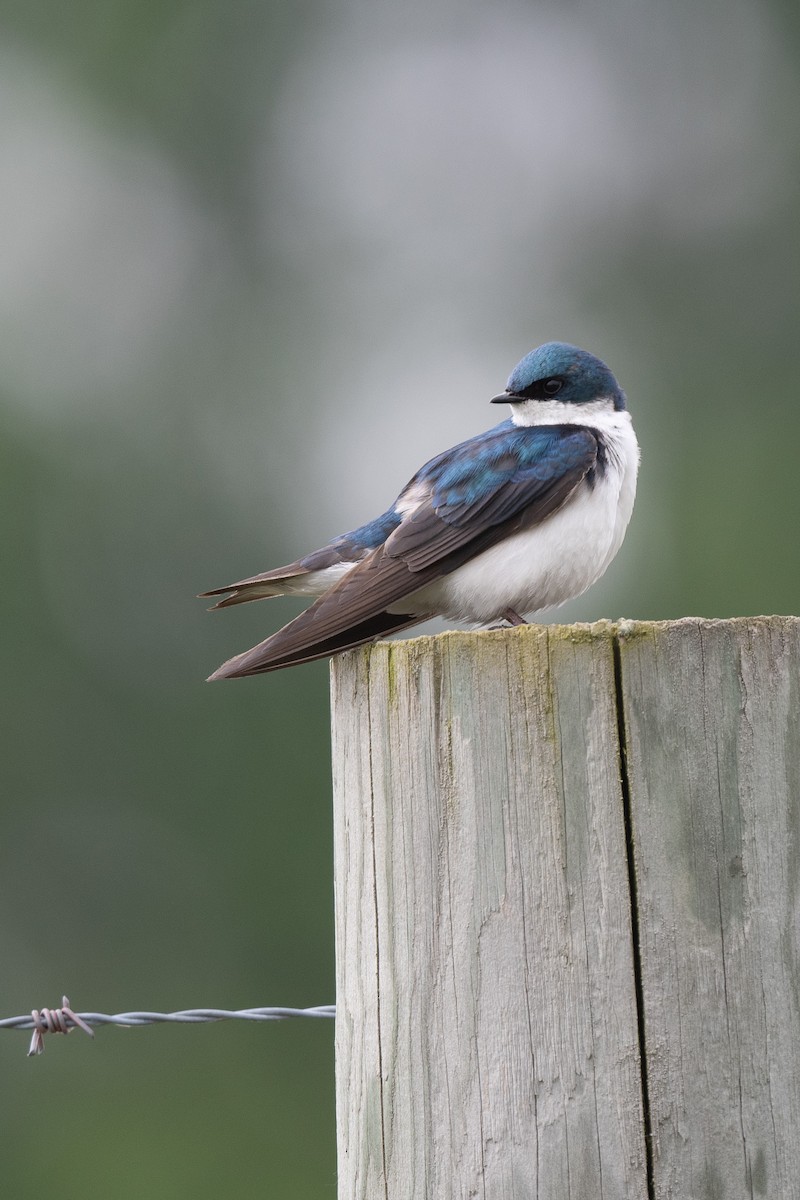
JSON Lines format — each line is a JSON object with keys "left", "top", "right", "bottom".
{"left": 509, "top": 396, "right": 620, "bottom": 427}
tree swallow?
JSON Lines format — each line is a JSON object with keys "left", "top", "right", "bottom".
{"left": 203, "top": 342, "right": 639, "bottom": 679}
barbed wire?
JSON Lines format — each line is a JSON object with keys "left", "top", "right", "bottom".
{"left": 0, "top": 997, "right": 335, "bottom": 1056}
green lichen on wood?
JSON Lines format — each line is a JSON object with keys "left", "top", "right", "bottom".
{"left": 341, "top": 616, "right": 800, "bottom": 684}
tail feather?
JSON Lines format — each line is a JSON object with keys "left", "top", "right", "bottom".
{"left": 200, "top": 564, "right": 312, "bottom": 609}
{"left": 204, "top": 583, "right": 288, "bottom": 610}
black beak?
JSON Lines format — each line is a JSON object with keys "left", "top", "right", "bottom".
{"left": 490, "top": 391, "right": 515, "bottom": 405}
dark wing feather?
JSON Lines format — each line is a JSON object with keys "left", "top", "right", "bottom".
{"left": 209, "top": 425, "right": 599, "bottom": 677}
{"left": 387, "top": 463, "right": 585, "bottom": 570}
{"left": 208, "top": 608, "right": 424, "bottom": 679}
{"left": 387, "top": 425, "right": 598, "bottom": 569}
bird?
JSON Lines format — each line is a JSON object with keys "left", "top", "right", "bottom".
{"left": 202, "top": 341, "right": 639, "bottom": 679}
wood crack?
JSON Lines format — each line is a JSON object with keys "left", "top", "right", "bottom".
{"left": 612, "top": 631, "right": 656, "bottom": 1200}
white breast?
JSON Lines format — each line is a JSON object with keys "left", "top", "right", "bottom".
{"left": 396, "top": 407, "right": 639, "bottom": 623}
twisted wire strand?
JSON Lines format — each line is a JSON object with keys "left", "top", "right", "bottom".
{"left": 0, "top": 998, "right": 335, "bottom": 1056}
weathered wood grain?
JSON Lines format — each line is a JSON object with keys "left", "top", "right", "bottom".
{"left": 331, "top": 623, "right": 647, "bottom": 1199}
{"left": 617, "top": 616, "right": 800, "bottom": 1200}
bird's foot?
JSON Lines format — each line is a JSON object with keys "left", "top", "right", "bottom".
{"left": 487, "top": 609, "right": 529, "bottom": 630}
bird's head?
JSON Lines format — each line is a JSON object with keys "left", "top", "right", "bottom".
{"left": 491, "top": 342, "right": 626, "bottom": 426}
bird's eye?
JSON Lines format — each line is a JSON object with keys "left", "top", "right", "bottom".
{"left": 544, "top": 378, "right": 563, "bottom": 395}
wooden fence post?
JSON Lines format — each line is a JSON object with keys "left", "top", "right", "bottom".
{"left": 330, "top": 616, "right": 800, "bottom": 1199}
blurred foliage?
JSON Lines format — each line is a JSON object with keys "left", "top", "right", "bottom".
{"left": 0, "top": 0, "right": 799, "bottom": 1195}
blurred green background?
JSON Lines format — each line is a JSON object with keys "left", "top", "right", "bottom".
{"left": 1, "top": 0, "right": 799, "bottom": 1195}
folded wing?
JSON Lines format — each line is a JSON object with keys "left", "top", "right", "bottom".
{"left": 208, "top": 424, "right": 600, "bottom": 677}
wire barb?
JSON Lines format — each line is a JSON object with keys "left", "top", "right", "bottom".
{"left": 28, "top": 996, "right": 95, "bottom": 1056}
{"left": 0, "top": 1000, "right": 336, "bottom": 1056}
